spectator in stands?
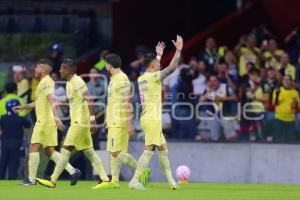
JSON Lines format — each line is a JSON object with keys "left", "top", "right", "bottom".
{"left": 245, "top": 68, "right": 269, "bottom": 140}
{"left": 197, "top": 37, "right": 218, "bottom": 74}
{"left": 190, "top": 59, "right": 206, "bottom": 96}
{"left": 262, "top": 67, "right": 280, "bottom": 140}
{"left": 127, "top": 45, "right": 149, "bottom": 80}
{"left": 272, "top": 75, "right": 299, "bottom": 141}
{"left": 235, "top": 34, "right": 261, "bottom": 77}
{"left": 87, "top": 68, "right": 107, "bottom": 113}
{"left": 0, "top": 82, "right": 30, "bottom": 180}
{"left": 198, "top": 75, "right": 238, "bottom": 141}
{"left": 285, "top": 24, "right": 300, "bottom": 65}
{"left": 48, "top": 43, "right": 64, "bottom": 75}
{"left": 172, "top": 67, "right": 197, "bottom": 139}
{"left": 216, "top": 60, "right": 237, "bottom": 91}
{"left": 262, "top": 38, "right": 284, "bottom": 68}
{"left": 163, "top": 57, "right": 188, "bottom": 102}
{"left": 224, "top": 50, "right": 238, "bottom": 80}
{"left": 278, "top": 53, "right": 296, "bottom": 81}
{"left": 13, "top": 66, "right": 30, "bottom": 104}
{"left": 94, "top": 49, "right": 109, "bottom": 75}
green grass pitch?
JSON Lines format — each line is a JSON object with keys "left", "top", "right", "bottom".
{"left": 1, "top": 181, "right": 300, "bottom": 200}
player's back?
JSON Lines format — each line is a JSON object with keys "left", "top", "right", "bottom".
{"left": 138, "top": 71, "right": 162, "bottom": 121}
{"left": 106, "top": 71, "right": 130, "bottom": 128}
{"left": 35, "top": 75, "right": 56, "bottom": 126}
{"left": 66, "top": 74, "right": 90, "bottom": 126}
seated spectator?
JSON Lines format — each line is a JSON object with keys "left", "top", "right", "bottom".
{"left": 235, "top": 34, "right": 261, "bottom": 77}
{"left": 0, "top": 82, "right": 30, "bottom": 180}
{"left": 197, "top": 37, "right": 218, "bottom": 75}
{"left": 198, "top": 75, "right": 238, "bottom": 141}
{"left": 272, "top": 75, "right": 299, "bottom": 141}
{"left": 278, "top": 53, "right": 296, "bottom": 81}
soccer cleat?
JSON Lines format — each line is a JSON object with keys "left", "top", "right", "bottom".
{"left": 140, "top": 167, "right": 151, "bottom": 187}
{"left": 92, "top": 181, "right": 120, "bottom": 189}
{"left": 129, "top": 181, "right": 146, "bottom": 190}
{"left": 36, "top": 178, "right": 56, "bottom": 188}
{"left": 70, "top": 168, "right": 81, "bottom": 186}
{"left": 170, "top": 184, "right": 180, "bottom": 190}
{"left": 178, "top": 178, "right": 188, "bottom": 184}
{"left": 21, "top": 179, "right": 37, "bottom": 186}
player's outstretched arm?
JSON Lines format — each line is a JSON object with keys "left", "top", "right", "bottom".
{"left": 83, "top": 90, "right": 97, "bottom": 134}
{"left": 160, "top": 35, "right": 183, "bottom": 80}
{"left": 47, "top": 95, "right": 65, "bottom": 132}
{"left": 12, "top": 102, "right": 35, "bottom": 113}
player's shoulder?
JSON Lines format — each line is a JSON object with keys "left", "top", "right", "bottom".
{"left": 41, "top": 75, "right": 54, "bottom": 85}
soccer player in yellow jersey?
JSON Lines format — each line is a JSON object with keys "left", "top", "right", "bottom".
{"left": 129, "top": 35, "right": 183, "bottom": 190}
{"left": 13, "top": 59, "right": 80, "bottom": 186}
{"left": 36, "top": 58, "right": 117, "bottom": 189}
{"left": 104, "top": 54, "right": 151, "bottom": 187}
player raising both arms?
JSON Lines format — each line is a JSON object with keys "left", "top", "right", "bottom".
{"left": 103, "top": 54, "right": 151, "bottom": 188}
{"left": 129, "top": 35, "right": 183, "bottom": 190}
{"left": 13, "top": 59, "right": 80, "bottom": 186}
{"left": 36, "top": 58, "right": 117, "bottom": 189}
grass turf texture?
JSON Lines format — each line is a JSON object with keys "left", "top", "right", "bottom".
{"left": 1, "top": 181, "right": 300, "bottom": 200}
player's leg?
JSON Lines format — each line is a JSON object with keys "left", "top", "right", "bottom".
{"left": 157, "top": 143, "right": 178, "bottom": 189}
{"left": 129, "top": 145, "right": 155, "bottom": 189}
{"left": 45, "top": 146, "right": 81, "bottom": 186}
{"left": 108, "top": 127, "right": 137, "bottom": 183}
{"left": 26, "top": 143, "right": 42, "bottom": 184}
{"left": 36, "top": 145, "right": 74, "bottom": 188}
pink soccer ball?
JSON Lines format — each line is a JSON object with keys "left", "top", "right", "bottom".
{"left": 176, "top": 165, "right": 191, "bottom": 181}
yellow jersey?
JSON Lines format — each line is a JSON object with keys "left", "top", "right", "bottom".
{"left": 138, "top": 71, "right": 162, "bottom": 121}
{"left": 35, "top": 75, "right": 56, "bottom": 126}
{"left": 277, "top": 64, "right": 296, "bottom": 81}
{"left": 239, "top": 47, "right": 260, "bottom": 76}
{"left": 66, "top": 74, "right": 90, "bottom": 126}
{"left": 106, "top": 71, "right": 131, "bottom": 128}
{"left": 272, "top": 87, "right": 300, "bottom": 122}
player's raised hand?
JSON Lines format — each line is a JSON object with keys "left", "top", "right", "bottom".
{"left": 155, "top": 41, "right": 166, "bottom": 57}
{"left": 12, "top": 105, "right": 24, "bottom": 113}
{"left": 172, "top": 35, "right": 183, "bottom": 50}
{"left": 55, "top": 118, "right": 65, "bottom": 132}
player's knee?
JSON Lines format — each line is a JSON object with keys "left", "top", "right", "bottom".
{"left": 29, "top": 143, "right": 41, "bottom": 153}
{"left": 111, "top": 151, "right": 120, "bottom": 158}
{"left": 145, "top": 145, "right": 155, "bottom": 151}
{"left": 45, "top": 147, "right": 55, "bottom": 157}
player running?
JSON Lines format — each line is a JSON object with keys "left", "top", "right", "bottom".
{"left": 129, "top": 35, "right": 183, "bottom": 190}
{"left": 104, "top": 54, "right": 151, "bottom": 187}
{"left": 13, "top": 59, "right": 80, "bottom": 186}
{"left": 35, "top": 58, "right": 117, "bottom": 189}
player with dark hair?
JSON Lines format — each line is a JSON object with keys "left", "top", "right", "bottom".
{"left": 13, "top": 59, "right": 80, "bottom": 185}
{"left": 129, "top": 35, "right": 183, "bottom": 190}
{"left": 103, "top": 53, "right": 151, "bottom": 187}
{"left": 35, "top": 58, "right": 117, "bottom": 189}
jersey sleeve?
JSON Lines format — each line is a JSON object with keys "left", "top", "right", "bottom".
{"left": 119, "top": 78, "right": 131, "bottom": 94}
{"left": 76, "top": 78, "right": 88, "bottom": 96}
{"left": 43, "top": 80, "right": 54, "bottom": 97}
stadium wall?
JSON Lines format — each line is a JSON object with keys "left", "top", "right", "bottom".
{"left": 99, "top": 142, "right": 300, "bottom": 184}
